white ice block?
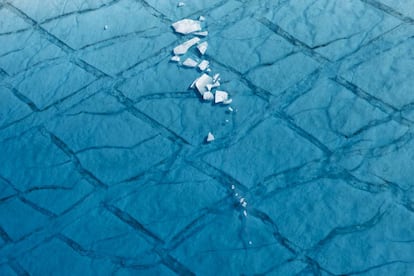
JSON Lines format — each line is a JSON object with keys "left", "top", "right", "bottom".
{"left": 173, "top": 37, "right": 200, "bottom": 55}
{"left": 194, "top": 31, "right": 208, "bottom": 37}
{"left": 172, "top": 19, "right": 201, "bottom": 34}
{"left": 203, "top": 91, "right": 214, "bottom": 101}
{"left": 206, "top": 132, "right": 215, "bottom": 142}
{"left": 170, "top": 55, "right": 180, "bottom": 62}
{"left": 215, "top": 90, "right": 228, "bottom": 103}
{"left": 199, "top": 16, "right": 206, "bottom": 21}
{"left": 182, "top": 58, "right": 198, "bottom": 67}
{"left": 198, "top": 60, "right": 209, "bottom": 71}
{"left": 177, "top": 2, "right": 185, "bottom": 7}
{"left": 193, "top": 73, "right": 213, "bottom": 95}
{"left": 197, "top": 41, "right": 208, "bottom": 55}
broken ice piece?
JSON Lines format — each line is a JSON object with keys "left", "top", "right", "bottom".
{"left": 228, "top": 106, "right": 234, "bottom": 112}
{"left": 223, "top": 98, "right": 233, "bottom": 105}
{"left": 173, "top": 37, "right": 200, "bottom": 55}
{"left": 182, "top": 58, "right": 198, "bottom": 67}
{"left": 170, "top": 55, "right": 180, "bottom": 62}
{"left": 213, "top": 73, "right": 220, "bottom": 82}
{"left": 203, "top": 91, "right": 214, "bottom": 101}
{"left": 215, "top": 90, "right": 228, "bottom": 104}
{"left": 104, "top": 25, "right": 108, "bottom": 30}
{"left": 177, "top": 2, "right": 185, "bottom": 7}
{"left": 206, "top": 132, "right": 215, "bottom": 142}
{"left": 243, "top": 210, "right": 248, "bottom": 217}
{"left": 198, "top": 60, "right": 209, "bottom": 71}
{"left": 199, "top": 16, "right": 206, "bottom": 21}
{"left": 206, "top": 81, "right": 220, "bottom": 91}
{"left": 172, "top": 19, "right": 201, "bottom": 34}
{"left": 193, "top": 73, "right": 213, "bottom": 95}
{"left": 197, "top": 41, "right": 208, "bottom": 55}
{"left": 194, "top": 31, "right": 208, "bottom": 37}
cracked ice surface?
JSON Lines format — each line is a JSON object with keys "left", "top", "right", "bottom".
{"left": 1, "top": 0, "right": 414, "bottom": 275}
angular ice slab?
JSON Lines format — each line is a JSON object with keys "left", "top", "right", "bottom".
{"left": 215, "top": 90, "right": 229, "bottom": 103}
{"left": 198, "top": 60, "right": 209, "bottom": 71}
{"left": 172, "top": 19, "right": 201, "bottom": 34}
{"left": 194, "top": 31, "right": 208, "bottom": 37}
{"left": 191, "top": 73, "right": 213, "bottom": 95}
{"left": 197, "top": 42, "right": 208, "bottom": 55}
{"left": 173, "top": 37, "right": 200, "bottom": 55}
{"left": 170, "top": 55, "right": 180, "bottom": 62}
{"left": 203, "top": 91, "right": 214, "bottom": 101}
{"left": 206, "top": 132, "right": 215, "bottom": 142}
{"left": 183, "top": 58, "right": 198, "bottom": 67}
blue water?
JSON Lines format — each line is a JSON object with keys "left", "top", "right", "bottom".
{"left": 1, "top": 0, "right": 414, "bottom": 275}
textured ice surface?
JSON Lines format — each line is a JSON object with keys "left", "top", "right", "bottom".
{"left": 1, "top": 0, "right": 414, "bottom": 275}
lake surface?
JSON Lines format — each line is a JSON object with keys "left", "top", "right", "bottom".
{"left": 1, "top": 0, "right": 414, "bottom": 275}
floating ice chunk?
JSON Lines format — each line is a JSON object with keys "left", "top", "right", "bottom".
{"left": 170, "top": 55, "right": 180, "bottom": 62}
{"left": 243, "top": 210, "right": 248, "bottom": 217}
{"left": 194, "top": 31, "right": 208, "bottom": 37}
{"left": 228, "top": 106, "right": 234, "bottom": 112}
{"left": 104, "top": 25, "right": 108, "bottom": 30}
{"left": 173, "top": 37, "right": 200, "bottom": 55}
{"left": 206, "top": 81, "right": 220, "bottom": 91}
{"left": 193, "top": 73, "right": 213, "bottom": 95}
{"left": 177, "top": 2, "right": 185, "bottom": 7}
{"left": 199, "top": 16, "right": 206, "bottom": 21}
{"left": 213, "top": 73, "right": 220, "bottom": 82}
{"left": 206, "top": 132, "right": 215, "bottom": 142}
{"left": 223, "top": 98, "right": 233, "bottom": 105}
{"left": 183, "top": 58, "right": 198, "bottom": 67}
{"left": 248, "top": 241, "right": 253, "bottom": 245}
{"left": 203, "top": 91, "right": 214, "bottom": 101}
{"left": 198, "top": 60, "right": 209, "bottom": 71}
{"left": 215, "top": 90, "right": 228, "bottom": 103}
{"left": 197, "top": 41, "right": 208, "bottom": 55}
{"left": 172, "top": 19, "right": 201, "bottom": 34}
{"left": 231, "top": 184, "right": 235, "bottom": 190}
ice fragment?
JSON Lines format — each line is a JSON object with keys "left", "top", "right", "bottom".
{"left": 194, "top": 31, "right": 208, "bottom": 37}
{"left": 177, "top": 2, "right": 185, "bottom": 7}
{"left": 182, "top": 58, "right": 198, "bottom": 67}
{"left": 203, "top": 91, "right": 214, "bottom": 101}
{"left": 173, "top": 37, "right": 200, "bottom": 55}
{"left": 198, "top": 60, "right": 209, "bottom": 71}
{"left": 170, "top": 56, "right": 180, "bottom": 62}
{"left": 199, "top": 16, "right": 206, "bottom": 21}
{"left": 215, "top": 90, "right": 228, "bottom": 103}
{"left": 197, "top": 41, "right": 208, "bottom": 55}
{"left": 172, "top": 19, "right": 201, "bottom": 34}
{"left": 206, "top": 132, "right": 215, "bottom": 142}
{"left": 193, "top": 73, "right": 213, "bottom": 95}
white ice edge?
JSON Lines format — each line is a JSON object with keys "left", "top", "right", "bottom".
{"left": 173, "top": 37, "right": 200, "bottom": 55}
{"left": 172, "top": 19, "right": 201, "bottom": 34}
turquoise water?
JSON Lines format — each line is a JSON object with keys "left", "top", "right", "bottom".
{"left": 1, "top": 0, "right": 414, "bottom": 275}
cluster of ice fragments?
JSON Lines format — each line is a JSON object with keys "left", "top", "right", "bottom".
{"left": 171, "top": 16, "right": 234, "bottom": 142}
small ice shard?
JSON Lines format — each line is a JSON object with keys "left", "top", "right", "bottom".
{"left": 206, "top": 68, "right": 211, "bottom": 72}
{"left": 198, "top": 60, "right": 209, "bottom": 71}
{"left": 104, "top": 25, "right": 108, "bottom": 30}
{"left": 231, "top": 184, "right": 235, "bottom": 190}
{"left": 225, "top": 119, "right": 229, "bottom": 123}
{"left": 215, "top": 90, "right": 228, "bottom": 103}
{"left": 194, "top": 31, "right": 208, "bottom": 37}
{"left": 228, "top": 106, "right": 234, "bottom": 112}
{"left": 170, "top": 55, "right": 180, "bottom": 62}
{"left": 213, "top": 73, "right": 220, "bottom": 82}
{"left": 248, "top": 241, "right": 253, "bottom": 245}
{"left": 199, "top": 16, "right": 206, "bottom": 21}
{"left": 203, "top": 91, "right": 214, "bottom": 101}
{"left": 243, "top": 210, "right": 248, "bottom": 217}
{"left": 206, "top": 132, "right": 215, "bottom": 142}
{"left": 177, "top": 2, "right": 185, "bottom": 7}
{"left": 206, "top": 81, "right": 220, "bottom": 91}
{"left": 182, "top": 58, "right": 198, "bottom": 67}
{"left": 172, "top": 19, "right": 201, "bottom": 34}
{"left": 223, "top": 98, "right": 233, "bottom": 105}
{"left": 173, "top": 37, "right": 200, "bottom": 55}
{"left": 193, "top": 73, "right": 213, "bottom": 95}
{"left": 197, "top": 41, "right": 208, "bottom": 55}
